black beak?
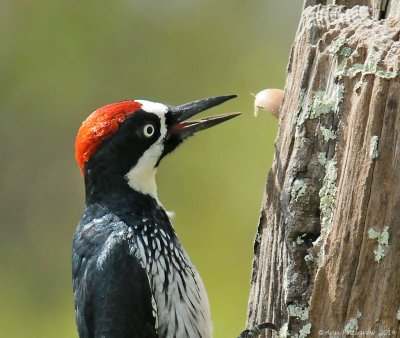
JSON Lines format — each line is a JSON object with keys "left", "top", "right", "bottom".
{"left": 169, "top": 95, "right": 240, "bottom": 138}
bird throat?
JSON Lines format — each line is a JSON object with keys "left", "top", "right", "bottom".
{"left": 125, "top": 142, "right": 164, "bottom": 199}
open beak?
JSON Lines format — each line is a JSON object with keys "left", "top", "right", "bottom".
{"left": 169, "top": 95, "right": 240, "bottom": 138}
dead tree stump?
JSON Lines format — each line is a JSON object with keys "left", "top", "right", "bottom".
{"left": 246, "top": 2, "right": 400, "bottom": 337}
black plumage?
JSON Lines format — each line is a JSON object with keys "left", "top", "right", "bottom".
{"left": 73, "top": 176, "right": 180, "bottom": 338}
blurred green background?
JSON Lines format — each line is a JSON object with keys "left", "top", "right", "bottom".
{"left": 0, "top": 1, "right": 301, "bottom": 337}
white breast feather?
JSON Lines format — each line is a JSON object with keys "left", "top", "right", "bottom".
{"left": 136, "top": 229, "right": 212, "bottom": 338}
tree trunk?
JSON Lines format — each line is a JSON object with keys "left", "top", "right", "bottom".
{"left": 246, "top": 2, "right": 400, "bottom": 337}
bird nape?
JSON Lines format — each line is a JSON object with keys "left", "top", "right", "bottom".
{"left": 72, "top": 95, "right": 239, "bottom": 338}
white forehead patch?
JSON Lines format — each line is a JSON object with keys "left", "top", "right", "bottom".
{"left": 125, "top": 100, "right": 168, "bottom": 200}
{"left": 136, "top": 100, "right": 168, "bottom": 118}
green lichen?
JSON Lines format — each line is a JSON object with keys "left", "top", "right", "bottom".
{"left": 296, "top": 234, "right": 306, "bottom": 245}
{"left": 369, "top": 135, "right": 379, "bottom": 159}
{"left": 283, "top": 270, "right": 299, "bottom": 290}
{"left": 330, "top": 37, "right": 346, "bottom": 55}
{"left": 364, "top": 57, "right": 378, "bottom": 74}
{"left": 331, "top": 37, "right": 399, "bottom": 81}
{"left": 279, "top": 323, "right": 289, "bottom": 338}
{"left": 376, "top": 70, "right": 397, "bottom": 79}
{"left": 368, "top": 226, "right": 390, "bottom": 262}
{"left": 309, "top": 84, "right": 344, "bottom": 119}
{"left": 344, "top": 312, "right": 362, "bottom": 335}
{"left": 318, "top": 152, "right": 327, "bottom": 166}
{"left": 336, "top": 46, "right": 354, "bottom": 77}
{"left": 346, "top": 63, "right": 364, "bottom": 78}
{"left": 375, "top": 245, "right": 386, "bottom": 262}
{"left": 338, "top": 57, "right": 398, "bottom": 81}
{"left": 320, "top": 126, "right": 337, "bottom": 141}
{"left": 304, "top": 254, "right": 314, "bottom": 262}
{"left": 297, "top": 85, "right": 344, "bottom": 130}
{"left": 349, "top": 65, "right": 399, "bottom": 79}
{"left": 295, "top": 90, "right": 309, "bottom": 127}
{"left": 298, "top": 323, "right": 312, "bottom": 338}
{"left": 335, "top": 83, "right": 345, "bottom": 106}
{"left": 288, "top": 305, "right": 309, "bottom": 321}
{"left": 336, "top": 57, "right": 348, "bottom": 77}
{"left": 291, "top": 179, "right": 308, "bottom": 201}
{"left": 340, "top": 46, "right": 352, "bottom": 57}
{"left": 319, "top": 160, "right": 338, "bottom": 233}
{"left": 310, "top": 91, "right": 333, "bottom": 118}
{"left": 311, "top": 159, "right": 338, "bottom": 265}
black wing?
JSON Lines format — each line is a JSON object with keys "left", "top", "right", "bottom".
{"left": 72, "top": 217, "right": 158, "bottom": 338}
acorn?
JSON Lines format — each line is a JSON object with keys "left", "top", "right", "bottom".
{"left": 253, "top": 89, "right": 284, "bottom": 118}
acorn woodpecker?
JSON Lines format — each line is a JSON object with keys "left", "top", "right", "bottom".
{"left": 73, "top": 95, "right": 239, "bottom": 338}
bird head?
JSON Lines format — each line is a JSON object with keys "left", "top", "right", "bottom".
{"left": 75, "top": 95, "right": 239, "bottom": 199}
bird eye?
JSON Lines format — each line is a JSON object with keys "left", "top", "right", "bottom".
{"left": 143, "top": 124, "right": 155, "bottom": 138}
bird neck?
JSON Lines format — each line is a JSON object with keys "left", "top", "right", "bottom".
{"left": 84, "top": 144, "right": 162, "bottom": 203}
{"left": 83, "top": 180, "right": 176, "bottom": 241}
{"left": 84, "top": 170, "right": 160, "bottom": 212}
{"left": 125, "top": 164, "right": 158, "bottom": 200}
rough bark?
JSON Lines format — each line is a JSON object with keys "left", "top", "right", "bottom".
{"left": 303, "top": 0, "right": 399, "bottom": 20}
{"left": 246, "top": 3, "right": 400, "bottom": 337}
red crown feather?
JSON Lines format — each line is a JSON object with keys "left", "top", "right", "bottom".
{"left": 75, "top": 101, "right": 142, "bottom": 175}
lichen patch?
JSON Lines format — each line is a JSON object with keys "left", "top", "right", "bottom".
{"left": 369, "top": 136, "right": 379, "bottom": 159}
{"left": 368, "top": 226, "right": 390, "bottom": 262}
